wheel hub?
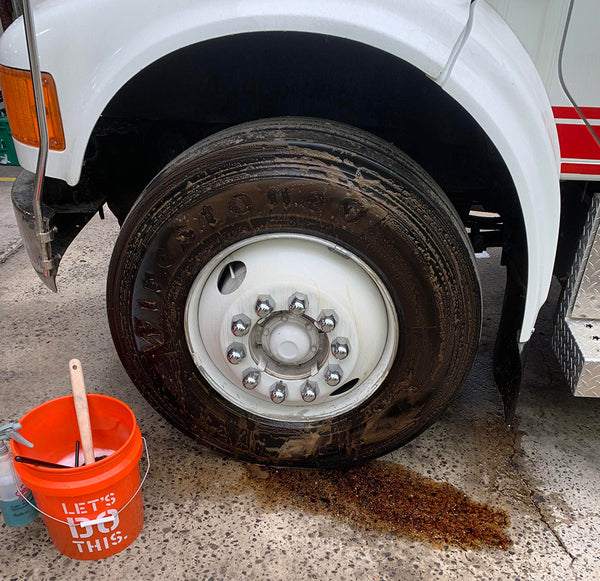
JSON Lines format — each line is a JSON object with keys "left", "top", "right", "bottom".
{"left": 250, "top": 312, "right": 329, "bottom": 379}
{"left": 184, "top": 234, "right": 399, "bottom": 422}
{"left": 265, "top": 316, "right": 313, "bottom": 362}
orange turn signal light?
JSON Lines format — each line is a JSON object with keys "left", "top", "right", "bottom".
{"left": 0, "top": 64, "right": 65, "bottom": 151}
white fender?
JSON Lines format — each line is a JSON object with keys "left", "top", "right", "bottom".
{"left": 0, "top": 0, "right": 471, "bottom": 184}
{"left": 442, "top": 1, "right": 561, "bottom": 342}
{"left": 0, "top": 0, "right": 559, "bottom": 342}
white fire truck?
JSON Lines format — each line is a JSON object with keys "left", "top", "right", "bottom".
{"left": 0, "top": 0, "right": 598, "bottom": 467}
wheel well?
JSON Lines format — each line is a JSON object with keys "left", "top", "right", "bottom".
{"left": 82, "top": 31, "right": 520, "bottom": 232}
{"left": 76, "top": 31, "right": 529, "bottom": 421}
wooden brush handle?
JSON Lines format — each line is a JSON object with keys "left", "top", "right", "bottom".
{"left": 69, "top": 359, "right": 95, "bottom": 465}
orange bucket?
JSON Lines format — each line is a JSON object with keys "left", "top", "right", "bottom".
{"left": 11, "top": 395, "right": 145, "bottom": 560}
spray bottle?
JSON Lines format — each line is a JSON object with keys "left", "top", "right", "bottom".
{"left": 0, "top": 423, "right": 38, "bottom": 526}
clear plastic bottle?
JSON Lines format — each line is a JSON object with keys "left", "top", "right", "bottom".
{"left": 0, "top": 426, "right": 38, "bottom": 527}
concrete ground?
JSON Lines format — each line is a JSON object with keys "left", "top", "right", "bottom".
{"left": 1, "top": 168, "right": 599, "bottom": 580}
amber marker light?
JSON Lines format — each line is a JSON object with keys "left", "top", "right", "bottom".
{"left": 0, "top": 64, "right": 66, "bottom": 151}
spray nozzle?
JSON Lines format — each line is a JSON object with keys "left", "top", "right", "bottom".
{"left": 0, "top": 423, "right": 34, "bottom": 448}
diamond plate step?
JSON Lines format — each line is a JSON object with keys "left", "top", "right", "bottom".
{"left": 553, "top": 193, "right": 600, "bottom": 396}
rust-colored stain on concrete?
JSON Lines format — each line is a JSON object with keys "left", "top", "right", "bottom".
{"left": 246, "top": 460, "right": 512, "bottom": 550}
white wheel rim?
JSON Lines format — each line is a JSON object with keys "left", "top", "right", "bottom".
{"left": 184, "top": 233, "right": 399, "bottom": 422}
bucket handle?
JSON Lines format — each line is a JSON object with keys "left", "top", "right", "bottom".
{"left": 15, "top": 437, "right": 150, "bottom": 529}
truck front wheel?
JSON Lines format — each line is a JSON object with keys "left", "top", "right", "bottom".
{"left": 107, "top": 118, "right": 481, "bottom": 467}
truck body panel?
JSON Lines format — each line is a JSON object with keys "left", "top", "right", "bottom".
{"left": 488, "top": 0, "right": 600, "bottom": 180}
{"left": 0, "top": 0, "right": 472, "bottom": 185}
{"left": 0, "top": 0, "right": 564, "bottom": 343}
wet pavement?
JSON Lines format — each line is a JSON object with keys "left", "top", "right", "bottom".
{"left": 1, "top": 170, "right": 600, "bottom": 580}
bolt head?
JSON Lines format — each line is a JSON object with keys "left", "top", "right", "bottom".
{"left": 231, "top": 313, "right": 251, "bottom": 337}
{"left": 301, "top": 381, "right": 318, "bottom": 403}
{"left": 242, "top": 369, "right": 261, "bottom": 390}
{"left": 288, "top": 292, "right": 308, "bottom": 315}
{"left": 317, "top": 309, "right": 338, "bottom": 333}
{"left": 324, "top": 364, "right": 343, "bottom": 386}
{"left": 255, "top": 294, "right": 275, "bottom": 318}
{"left": 270, "top": 381, "right": 287, "bottom": 404}
{"left": 226, "top": 342, "right": 246, "bottom": 364}
{"left": 331, "top": 337, "right": 350, "bottom": 360}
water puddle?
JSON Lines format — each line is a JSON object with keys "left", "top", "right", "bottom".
{"left": 245, "top": 460, "right": 512, "bottom": 550}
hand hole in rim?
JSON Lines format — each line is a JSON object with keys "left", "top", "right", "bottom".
{"left": 329, "top": 378, "right": 359, "bottom": 396}
{"left": 217, "top": 261, "right": 247, "bottom": 294}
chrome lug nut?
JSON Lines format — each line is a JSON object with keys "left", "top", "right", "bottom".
{"left": 270, "top": 381, "right": 287, "bottom": 404}
{"left": 331, "top": 337, "right": 350, "bottom": 360}
{"left": 301, "top": 380, "right": 318, "bottom": 403}
{"left": 317, "top": 309, "right": 338, "bottom": 333}
{"left": 324, "top": 364, "right": 343, "bottom": 386}
{"left": 231, "top": 313, "right": 251, "bottom": 337}
{"left": 255, "top": 294, "right": 275, "bottom": 318}
{"left": 288, "top": 292, "right": 308, "bottom": 315}
{"left": 242, "top": 369, "right": 261, "bottom": 390}
{"left": 226, "top": 342, "right": 246, "bottom": 364}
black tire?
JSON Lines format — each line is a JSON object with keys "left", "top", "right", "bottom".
{"left": 107, "top": 117, "right": 481, "bottom": 468}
